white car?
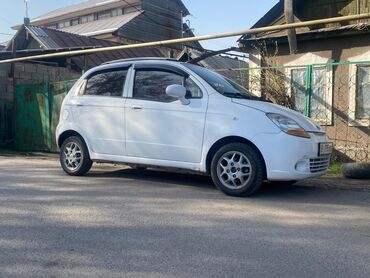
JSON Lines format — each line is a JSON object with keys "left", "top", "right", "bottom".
{"left": 56, "top": 58, "right": 333, "bottom": 196}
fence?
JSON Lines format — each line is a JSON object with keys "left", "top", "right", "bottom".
{"left": 0, "top": 101, "right": 13, "bottom": 146}
{"left": 14, "top": 80, "right": 76, "bottom": 152}
{"left": 217, "top": 60, "right": 370, "bottom": 163}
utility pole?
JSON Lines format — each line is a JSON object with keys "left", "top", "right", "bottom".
{"left": 284, "top": 0, "right": 298, "bottom": 54}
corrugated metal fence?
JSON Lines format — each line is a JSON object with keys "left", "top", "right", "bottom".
{"left": 14, "top": 80, "right": 76, "bottom": 152}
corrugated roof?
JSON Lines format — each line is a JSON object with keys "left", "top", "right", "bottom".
{"left": 25, "top": 26, "right": 60, "bottom": 49}
{"left": 32, "top": 0, "right": 124, "bottom": 22}
{"left": 30, "top": 0, "right": 189, "bottom": 23}
{"left": 10, "top": 25, "right": 164, "bottom": 69}
{"left": 60, "top": 11, "right": 142, "bottom": 36}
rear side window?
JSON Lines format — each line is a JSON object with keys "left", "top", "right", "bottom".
{"left": 84, "top": 69, "right": 127, "bottom": 97}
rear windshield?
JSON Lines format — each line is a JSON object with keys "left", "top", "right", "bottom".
{"left": 183, "top": 63, "right": 257, "bottom": 99}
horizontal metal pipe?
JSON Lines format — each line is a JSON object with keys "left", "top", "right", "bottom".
{"left": 1, "top": 13, "right": 370, "bottom": 64}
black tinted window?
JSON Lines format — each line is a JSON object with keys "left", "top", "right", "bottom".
{"left": 85, "top": 69, "right": 127, "bottom": 97}
{"left": 134, "top": 70, "right": 184, "bottom": 102}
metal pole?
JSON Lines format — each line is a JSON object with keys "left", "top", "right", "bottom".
{"left": 305, "top": 65, "right": 313, "bottom": 118}
{"left": 1, "top": 13, "right": 370, "bottom": 64}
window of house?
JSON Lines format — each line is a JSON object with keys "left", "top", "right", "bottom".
{"left": 291, "top": 68, "right": 306, "bottom": 114}
{"left": 59, "top": 20, "right": 71, "bottom": 28}
{"left": 111, "top": 8, "right": 123, "bottom": 17}
{"left": 290, "top": 66, "right": 331, "bottom": 124}
{"left": 80, "top": 14, "right": 95, "bottom": 24}
{"left": 84, "top": 69, "right": 128, "bottom": 97}
{"left": 356, "top": 66, "right": 370, "bottom": 120}
{"left": 133, "top": 70, "right": 202, "bottom": 102}
{"left": 71, "top": 18, "right": 79, "bottom": 26}
{"left": 98, "top": 10, "right": 112, "bottom": 20}
{"left": 47, "top": 24, "right": 58, "bottom": 29}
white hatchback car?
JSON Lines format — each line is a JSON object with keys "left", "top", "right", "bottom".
{"left": 56, "top": 58, "right": 333, "bottom": 196}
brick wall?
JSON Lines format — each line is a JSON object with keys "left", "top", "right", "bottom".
{"left": 14, "top": 62, "right": 81, "bottom": 85}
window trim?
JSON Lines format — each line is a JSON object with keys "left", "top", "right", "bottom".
{"left": 284, "top": 53, "right": 333, "bottom": 126}
{"left": 348, "top": 63, "right": 370, "bottom": 127}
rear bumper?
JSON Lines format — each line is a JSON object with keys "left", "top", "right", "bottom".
{"left": 253, "top": 132, "right": 332, "bottom": 181}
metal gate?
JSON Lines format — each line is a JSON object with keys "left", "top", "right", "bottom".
{"left": 14, "top": 80, "right": 75, "bottom": 152}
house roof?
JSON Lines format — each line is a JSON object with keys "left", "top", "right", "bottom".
{"left": 5, "top": 25, "right": 164, "bottom": 69}
{"left": 17, "top": 0, "right": 189, "bottom": 27}
{"left": 0, "top": 44, "right": 5, "bottom": 51}
{"left": 241, "top": 22, "right": 370, "bottom": 46}
{"left": 239, "top": 0, "right": 370, "bottom": 43}
{"left": 60, "top": 11, "right": 142, "bottom": 37}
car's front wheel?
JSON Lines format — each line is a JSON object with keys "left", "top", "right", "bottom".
{"left": 60, "top": 136, "right": 92, "bottom": 176}
{"left": 211, "top": 143, "right": 264, "bottom": 197}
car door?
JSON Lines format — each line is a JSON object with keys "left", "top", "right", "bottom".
{"left": 70, "top": 67, "right": 129, "bottom": 156}
{"left": 124, "top": 63, "right": 207, "bottom": 163}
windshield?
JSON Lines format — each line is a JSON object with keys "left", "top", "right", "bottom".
{"left": 183, "top": 63, "right": 257, "bottom": 99}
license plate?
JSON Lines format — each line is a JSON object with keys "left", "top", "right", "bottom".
{"left": 318, "top": 142, "right": 333, "bottom": 156}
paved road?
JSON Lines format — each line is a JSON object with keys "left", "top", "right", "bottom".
{"left": 0, "top": 156, "right": 369, "bottom": 278}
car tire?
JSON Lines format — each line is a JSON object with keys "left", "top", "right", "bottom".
{"left": 210, "top": 143, "right": 264, "bottom": 197}
{"left": 60, "top": 136, "right": 93, "bottom": 176}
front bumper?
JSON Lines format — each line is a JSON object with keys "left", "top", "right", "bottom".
{"left": 253, "top": 131, "right": 332, "bottom": 181}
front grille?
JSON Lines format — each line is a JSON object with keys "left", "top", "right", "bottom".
{"left": 310, "top": 156, "right": 331, "bottom": 173}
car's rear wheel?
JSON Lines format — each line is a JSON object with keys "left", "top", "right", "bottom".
{"left": 60, "top": 136, "right": 92, "bottom": 176}
{"left": 211, "top": 143, "right": 264, "bottom": 197}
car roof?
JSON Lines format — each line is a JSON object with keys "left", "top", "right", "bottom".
{"left": 101, "top": 57, "right": 179, "bottom": 65}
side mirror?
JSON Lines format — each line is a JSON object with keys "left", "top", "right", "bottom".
{"left": 166, "top": 84, "right": 190, "bottom": 105}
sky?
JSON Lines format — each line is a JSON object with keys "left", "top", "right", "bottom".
{"left": 0, "top": 0, "right": 278, "bottom": 49}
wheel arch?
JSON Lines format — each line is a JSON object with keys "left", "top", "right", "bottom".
{"left": 58, "top": 130, "right": 88, "bottom": 150}
{"left": 205, "top": 136, "right": 267, "bottom": 179}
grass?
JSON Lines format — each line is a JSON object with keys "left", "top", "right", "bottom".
{"left": 327, "top": 162, "right": 343, "bottom": 176}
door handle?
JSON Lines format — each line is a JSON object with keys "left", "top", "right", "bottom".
{"left": 131, "top": 106, "right": 143, "bottom": 110}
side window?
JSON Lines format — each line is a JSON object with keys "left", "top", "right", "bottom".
{"left": 85, "top": 69, "right": 127, "bottom": 97}
{"left": 134, "top": 70, "right": 183, "bottom": 102}
{"left": 185, "top": 78, "right": 203, "bottom": 99}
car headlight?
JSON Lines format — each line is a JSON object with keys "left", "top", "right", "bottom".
{"left": 266, "top": 113, "right": 310, "bottom": 138}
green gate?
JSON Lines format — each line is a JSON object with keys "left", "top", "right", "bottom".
{"left": 15, "top": 80, "right": 76, "bottom": 152}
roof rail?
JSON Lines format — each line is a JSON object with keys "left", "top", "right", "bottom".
{"left": 102, "top": 57, "right": 178, "bottom": 65}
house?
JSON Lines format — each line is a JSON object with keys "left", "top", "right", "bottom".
{"left": 0, "top": 44, "right": 5, "bottom": 51}
{"left": 13, "top": 0, "right": 192, "bottom": 57}
{"left": 238, "top": 0, "right": 370, "bottom": 162}
{"left": 5, "top": 24, "right": 163, "bottom": 73}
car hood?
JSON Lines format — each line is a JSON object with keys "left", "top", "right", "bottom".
{"left": 232, "top": 98, "right": 321, "bottom": 132}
